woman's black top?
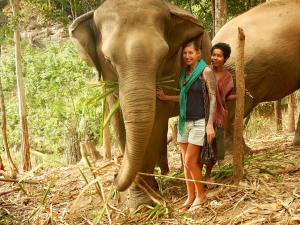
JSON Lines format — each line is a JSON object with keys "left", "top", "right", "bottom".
{"left": 186, "top": 77, "right": 205, "bottom": 120}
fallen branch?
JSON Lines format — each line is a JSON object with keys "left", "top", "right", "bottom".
{"left": 275, "top": 167, "right": 300, "bottom": 175}
{"left": 138, "top": 172, "right": 256, "bottom": 190}
{"left": 0, "top": 187, "right": 20, "bottom": 196}
{"left": 0, "top": 178, "right": 39, "bottom": 184}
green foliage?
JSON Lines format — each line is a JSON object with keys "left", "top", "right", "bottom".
{"left": 0, "top": 218, "right": 14, "bottom": 225}
{"left": 0, "top": 41, "right": 102, "bottom": 155}
{"left": 227, "top": 0, "right": 266, "bottom": 19}
{"left": 0, "top": 4, "right": 13, "bottom": 45}
{"left": 24, "top": 0, "right": 103, "bottom": 23}
{"left": 146, "top": 204, "right": 168, "bottom": 221}
{"left": 170, "top": 0, "right": 266, "bottom": 35}
{"left": 0, "top": 0, "right": 8, "bottom": 9}
{"left": 19, "top": 0, "right": 266, "bottom": 32}
{"left": 211, "top": 163, "right": 233, "bottom": 180}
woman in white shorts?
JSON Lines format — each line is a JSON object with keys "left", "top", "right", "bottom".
{"left": 157, "top": 40, "right": 216, "bottom": 211}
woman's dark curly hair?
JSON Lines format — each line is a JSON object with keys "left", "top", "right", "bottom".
{"left": 211, "top": 42, "right": 231, "bottom": 61}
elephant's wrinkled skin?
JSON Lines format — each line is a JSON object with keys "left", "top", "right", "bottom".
{"left": 69, "top": 0, "right": 211, "bottom": 208}
{"left": 212, "top": 0, "right": 300, "bottom": 147}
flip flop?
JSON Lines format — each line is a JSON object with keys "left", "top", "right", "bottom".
{"left": 179, "top": 203, "right": 193, "bottom": 212}
{"left": 188, "top": 198, "right": 208, "bottom": 212}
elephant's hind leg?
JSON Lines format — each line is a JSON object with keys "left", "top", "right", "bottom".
{"left": 156, "top": 125, "right": 169, "bottom": 175}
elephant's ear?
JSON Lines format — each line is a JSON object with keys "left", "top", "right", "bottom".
{"left": 69, "top": 11, "right": 102, "bottom": 73}
{"left": 164, "top": 1, "right": 211, "bottom": 64}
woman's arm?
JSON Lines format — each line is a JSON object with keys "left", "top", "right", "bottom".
{"left": 226, "top": 89, "right": 253, "bottom": 101}
{"left": 156, "top": 88, "right": 179, "bottom": 102}
{"left": 203, "top": 67, "right": 217, "bottom": 144}
{"left": 226, "top": 94, "right": 236, "bottom": 101}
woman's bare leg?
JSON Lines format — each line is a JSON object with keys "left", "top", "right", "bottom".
{"left": 184, "top": 143, "right": 206, "bottom": 206}
{"left": 179, "top": 143, "right": 195, "bottom": 207}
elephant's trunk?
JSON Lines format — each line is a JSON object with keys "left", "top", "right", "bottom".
{"left": 115, "top": 75, "right": 156, "bottom": 191}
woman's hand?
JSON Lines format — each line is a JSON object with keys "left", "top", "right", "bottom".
{"left": 245, "top": 89, "right": 253, "bottom": 99}
{"left": 156, "top": 87, "right": 167, "bottom": 100}
{"left": 206, "top": 124, "right": 215, "bottom": 144}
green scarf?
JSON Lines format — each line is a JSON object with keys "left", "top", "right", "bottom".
{"left": 179, "top": 59, "right": 207, "bottom": 135}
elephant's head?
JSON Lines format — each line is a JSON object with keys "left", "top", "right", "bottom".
{"left": 69, "top": 0, "right": 211, "bottom": 192}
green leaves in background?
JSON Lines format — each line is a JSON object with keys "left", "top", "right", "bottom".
{"left": 0, "top": 41, "right": 101, "bottom": 154}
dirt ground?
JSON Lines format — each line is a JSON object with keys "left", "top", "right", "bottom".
{"left": 0, "top": 134, "right": 300, "bottom": 225}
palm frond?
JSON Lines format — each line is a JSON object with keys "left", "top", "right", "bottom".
{"left": 103, "top": 99, "right": 120, "bottom": 128}
{"left": 156, "top": 84, "right": 179, "bottom": 92}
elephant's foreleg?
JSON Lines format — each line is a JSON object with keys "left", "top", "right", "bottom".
{"left": 293, "top": 112, "right": 300, "bottom": 146}
{"left": 128, "top": 107, "right": 170, "bottom": 208}
{"left": 128, "top": 175, "right": 159, "bottom": 209}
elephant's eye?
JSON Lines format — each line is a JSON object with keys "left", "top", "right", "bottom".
{"left": 104, "top": 56, "right": 117, "bottom": 71}
{"left": 104, "top": 56, "right": 112, "bottom": 64}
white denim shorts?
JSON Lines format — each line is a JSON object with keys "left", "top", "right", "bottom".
{"left": 177, "top": 118, "right": 205, "bottom": 146}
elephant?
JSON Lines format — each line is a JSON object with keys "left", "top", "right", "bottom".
{"left": 212, "top": 0, "right": 300, "bottom": 149}
{"left": 69, "top": 0, "right": 211, "bottom": 208}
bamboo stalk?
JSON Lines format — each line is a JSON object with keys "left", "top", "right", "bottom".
{"left": 80, "top": 147, "right": 103, "bottom": 199}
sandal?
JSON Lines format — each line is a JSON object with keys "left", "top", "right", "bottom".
{"left": 179, "top": 203, "right": 193, "bottom": 212}
{"left": 188, "top": 198, "right": 208, "bottom": 212}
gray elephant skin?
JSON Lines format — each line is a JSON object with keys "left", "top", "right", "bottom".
{"left": 69, "top": 0, "right": 211, "bottom": 207}
{"left": 212, "top": 0, "right": 300, "bottom": 147}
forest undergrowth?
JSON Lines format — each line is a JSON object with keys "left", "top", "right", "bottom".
{"left": 1, "top": 112, "right": 300, "bottom": 225}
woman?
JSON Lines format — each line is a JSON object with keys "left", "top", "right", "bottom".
{"left": 203, "top": 42, "right": 235, "bottom": 183}
{"left": 156, "top": 40, "right": 216, "bottom": 211}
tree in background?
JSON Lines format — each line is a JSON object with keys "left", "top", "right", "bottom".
{"left": 0, "top": 46, "right": 18, "bottom": 177}
{"left": 10, "top": 0, "right": 31, "bottom": 171}
{"left": 0, "top": 0, "right": 7, "bottom": 172}
{"left": 288, "top": 94, "right": 296, "bottom": 132}
{"left": 274, "top": 100, "right": 282, "bottom": 132}
{"left": 0, "top": 155, "right": 3, "bottom": 171}
{"left": 0, "top": 0, "right": 19, "bottom": 176}
{"left": 212, "top": 0, "right": 227, "bottom": 36}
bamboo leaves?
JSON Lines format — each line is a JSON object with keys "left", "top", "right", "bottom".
{"left": 103, "top": 99, "right": 120, "bottom": 128}
{"left": 87, "top": 77, "right": 177, "bottom": 134}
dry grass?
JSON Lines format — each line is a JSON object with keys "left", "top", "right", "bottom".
{"left": 1, "top": 113, "right": 300, "bottom": 224}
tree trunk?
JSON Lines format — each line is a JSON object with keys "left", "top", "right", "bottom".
{"left": 274, "top": 100, "right": 282, "bottom": 132}
{"left": 250, "top": 0, "right": 258, "bottom": 7}
{"left": 188, "top": 0, "right": 193, "bottom": 13}
{"left": 0, "top": 152, "right": 3, "bottom": 171}
{"left": 288, "top": 94, "right": 296, "bottom": 132}
{"left": 211, "top": 0, "right": 215, "bottom": 36}
{"left": 0, "top": 47, "right": 18, "bottom": 176}
{"left": 66, "top": 124, "right": 81, "bottom": 164}
{"left": 81, "top": 139, "right": 100, "bottom": 161}
{"left": 103, "top": 99, "right": 112, "bottom": 160}
{"left": 293, "top": 112, "right": 300, "bottom": 146}
{"left": 10, "top": 0, "right": 31, "bottom": 171}
{"left": 214, "top": 0, "right": 227, "bottom": 35}
{"left": 233, "top": 27, "right": 245, "bottom": 184}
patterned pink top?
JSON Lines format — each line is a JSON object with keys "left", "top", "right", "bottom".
{"left": 214, "top": 70, "right": 234, "bottom": 128}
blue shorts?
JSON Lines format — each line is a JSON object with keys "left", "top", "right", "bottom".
{"left": 177, "top": 119, "right": 205, "bottom": 146}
